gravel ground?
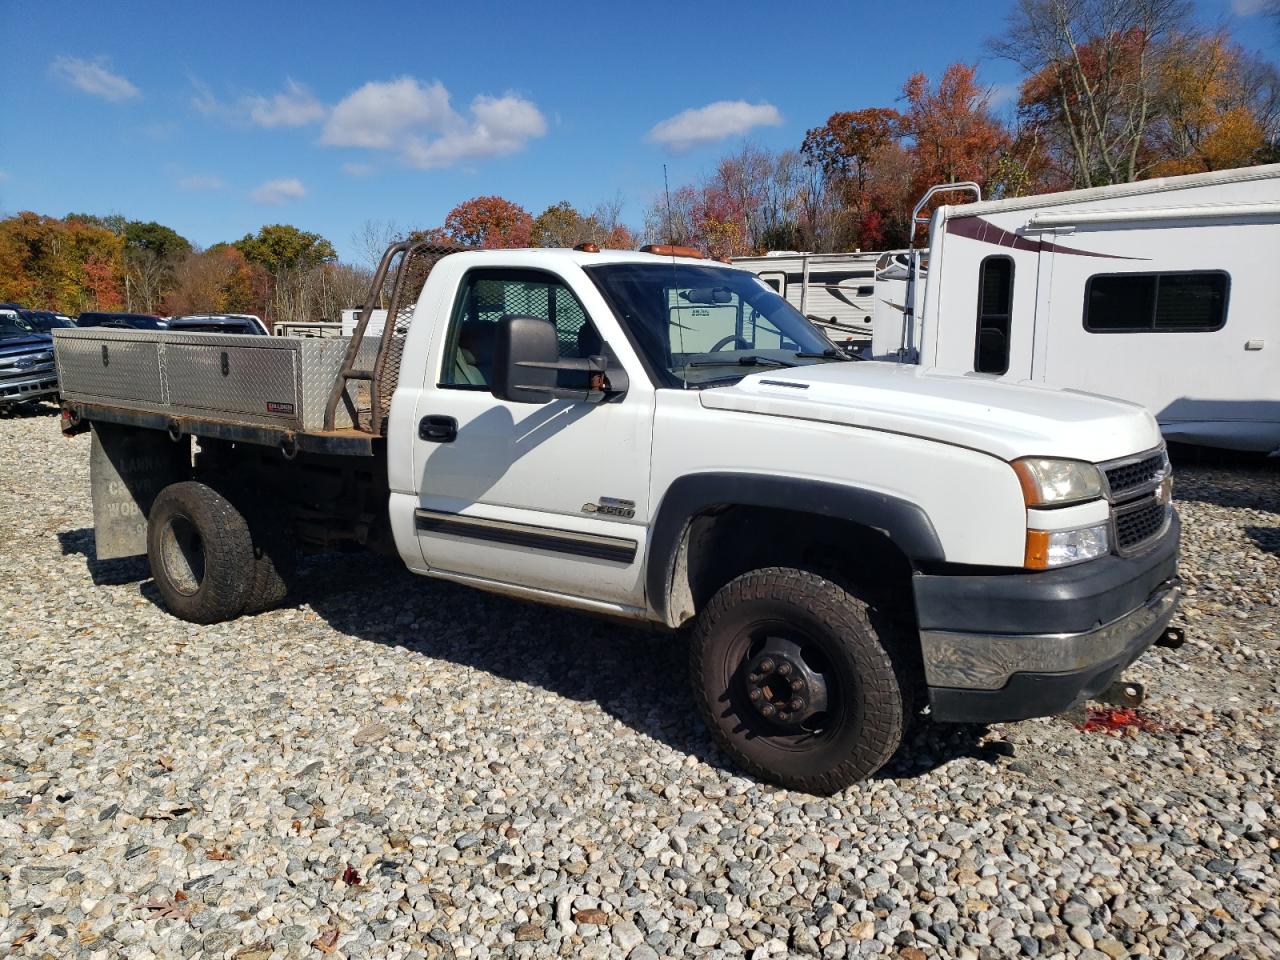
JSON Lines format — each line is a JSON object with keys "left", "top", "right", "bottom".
{"left": 1, "top": 404, "right": 1277, "bottom": 960}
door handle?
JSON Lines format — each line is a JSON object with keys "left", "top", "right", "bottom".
{"left": 418, "top": 415, "right": 457, "bottom": 443}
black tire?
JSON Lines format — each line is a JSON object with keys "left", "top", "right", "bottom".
{"left": 242, "top": 504, "right": 296, "bottom": 615}
{"left": 147, "top": 481, "right": 254, "bottom": 624}
{"left": 690, "top": 567, "right": 911, "bottom": 793}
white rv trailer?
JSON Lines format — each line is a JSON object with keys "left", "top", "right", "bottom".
{"left": 732, "top": 251, "right": 881, "bottom": 345}
{"left": 875, "top": 164, "right": 1280, "bottom": 453}
{"left": 340, "top": 307, "right": 389, "bottom": 338}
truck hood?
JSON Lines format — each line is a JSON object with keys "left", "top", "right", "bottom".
{"left": 0, "top": 333, "right": 54, "bottom": 358}
{"left": 699, "top": 361, "right": 1161, "bottom": 463}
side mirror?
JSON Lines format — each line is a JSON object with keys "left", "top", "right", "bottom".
{"left": 492, "top": 315, "right": 557, "bottom": 404}
{"left": 491, "top": 314, "right": 630, "bottom": 405}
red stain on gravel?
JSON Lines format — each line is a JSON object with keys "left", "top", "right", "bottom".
{"left": 1079, "top": 706, "right": 1166, "bottom": 734}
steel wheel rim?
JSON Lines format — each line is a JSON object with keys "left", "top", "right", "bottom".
{"left": 160, "top": 515, "right": 205, "bottom": 596}
{"left": 719, "top": 618, "right": 849, "bottom": 753}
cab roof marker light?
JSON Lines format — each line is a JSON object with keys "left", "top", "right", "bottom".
{"left": 639, "top": 244, "right": 704, "bottom": 259}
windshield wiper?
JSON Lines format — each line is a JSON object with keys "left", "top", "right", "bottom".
{"left": 688, "top": 355, "right": 795, "bottom": 369}
{"left": 795, "top": 348, "right": 858, "bottom": 361}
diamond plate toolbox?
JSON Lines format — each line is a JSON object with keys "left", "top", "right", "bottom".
{"left": 53, "top": 329, "right": 376, "bottom": 431}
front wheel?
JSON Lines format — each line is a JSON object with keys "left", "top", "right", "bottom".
{"left": 690, "top": 567, "right": 911, "bottom": 793}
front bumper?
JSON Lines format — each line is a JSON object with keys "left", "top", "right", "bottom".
{"left": 915, "top": 514, "right": 1181, "bottom": 723}
{"left": 0, "top": 369, "right": 59, "bottom": 404}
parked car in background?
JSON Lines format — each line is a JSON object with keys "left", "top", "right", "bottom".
{"left": 18, "top": 309, "right": 77, "bottom": 333}
{"left": 166, "top": 314, "right": 269, "bottom": 335}
{"left": 0, "top": 309, "right": 58, "bottom": 410}
{"left": 77, "top": 311, "right": 165, "bottom": 330}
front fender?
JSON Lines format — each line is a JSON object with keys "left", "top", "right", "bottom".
{"left": 645, "top": 472, "right": 943, "bottom": 624}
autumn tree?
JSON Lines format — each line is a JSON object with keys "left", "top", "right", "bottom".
{"left": 0, "top": 212, "right": 125, "bottom": 313}
{"left": 234, "top": 224, "right": 337, "bottom": 325}
{"left": 531, "top": 202, "right": 584, "bottom": 247}
{"left": 1147, "top": 35, "right": 1280, "bottom": 175}
{"left": 531, "top": 198, "right": 637, "bottom": 249}
{"left": 803, "top": 109, "right": 911, "bottom": 249}
{"left": 803, "top": 108, "right": 901, "bottom": 190}
{"left": 165, "top": 246, "right": 268, "bottom": 318}
{"left": 120, "top": 220, "right": 192, "bottom": 312}
{"left": 440, "top": 196, "right": 533, "bottom": 248}
{"left": 995, "top": 0, "right": 1194, "bottom": 186}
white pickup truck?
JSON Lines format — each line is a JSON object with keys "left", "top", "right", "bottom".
{"left": 53, "top": 240, "right": 1183, "bottom": 792}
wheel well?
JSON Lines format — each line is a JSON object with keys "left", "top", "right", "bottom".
{"left": 665, "top": 505, "right": 917, "bottom": 628}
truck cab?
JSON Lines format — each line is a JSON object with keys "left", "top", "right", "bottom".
{"left": 54, "top": 242, "right": 1183, "bottom": 792}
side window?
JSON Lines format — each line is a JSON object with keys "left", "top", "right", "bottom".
{"left": 974, "top": 256, "right": 1014, "bottom": 374}
{"left": 1085, "top": 272, "right": 1229, "bottom": 332}
{"left": 440, "top": 269, "right": 599, "bottom": 388}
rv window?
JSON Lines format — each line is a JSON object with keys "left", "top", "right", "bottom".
{"left": 974, "top": 256, "right": 1014, "bottom": 374}
{"left": 1084, "top": 272, "right": 1229, "bottom": 333}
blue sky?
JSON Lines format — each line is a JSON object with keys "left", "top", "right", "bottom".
{"left": 2, "top": 0, "right": 1275, "bottom": 262}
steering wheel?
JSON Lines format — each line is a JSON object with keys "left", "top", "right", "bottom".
{"left": 710, "top": 334, "right": 748, "bottom": 352}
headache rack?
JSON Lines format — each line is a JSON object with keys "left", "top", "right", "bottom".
{"left": 324, "top": 240, "right": 465, "bottom": 434}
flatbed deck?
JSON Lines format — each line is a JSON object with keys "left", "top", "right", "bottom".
{"left": 53, "top": 327, "right": 387, "bottom": 455}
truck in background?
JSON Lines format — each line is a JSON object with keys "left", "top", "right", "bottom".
{"left": 874, "top": 164, "right": 1280, "bottom": 453}
{"left": 1, "top": 308, "right": 59, "bottom": 410}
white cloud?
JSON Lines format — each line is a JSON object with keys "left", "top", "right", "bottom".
{"left": 1232, "top": 0, "right": 1270, "bottom": 14}
{"left": 402, "top": 94, "right": 547, "bottom": 169}
{"left": 250, "top": 178, "right": 306, "bottom": 205}
{"left": 321, "top": 76, "right": 453, "bottom": 148}
{"left": 247, "top": 79, "right": 326, "bottom": 128}
{"left": 50, "top": 55, "right": 139, "bottom": 102}
{"left": 191, "top": 73, "right": 546, "bottom": 170}
{"left": 178, "top": 175, "right": 225, "bottom": 192}
{"left": 648, "top": 100, "right": 782, "bottom": 150}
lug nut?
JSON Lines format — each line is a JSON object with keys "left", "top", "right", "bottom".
{"left": 790, "top": 698, "right": 804, "bottom": 711}
{"left": 748, "top": 673, "right": 761, "bottom": 683}
{"left": 777, "top": 711, "right": 791, "bottom": 722}
{"left": 778, "top": 662, "right": 792, "bottom": 676}
{"left": 790, "top": 678, "right": 803, "bottom": 691}
{"left": 759, "top": 658, "right": 775, "bottom": 673}
{"left": 748, "top": 688, "right": 762, "bottom": 701}
{"left": 760, "top": 704, "right": 775, "bottom": 717}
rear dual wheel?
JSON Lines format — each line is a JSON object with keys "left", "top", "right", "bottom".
{"left": 147, "top": 481, "right": 294, "bottom": 623}
{"left": 690, "top": 567, "right": 912, "bottom": 793}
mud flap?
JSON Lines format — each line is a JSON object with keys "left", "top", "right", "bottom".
{"left": 90, "top": 423, "right": 190, "bottom": 559}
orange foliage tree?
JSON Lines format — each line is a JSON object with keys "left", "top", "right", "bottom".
{"left": 0, "top": 212, "right": 125, "bottom": 312}
{"left": 440, "top": 196, "right": 534, "bottom": 248}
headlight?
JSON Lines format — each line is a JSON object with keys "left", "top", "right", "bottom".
{"left": 1025, "top": 522, "right": 1110, "bottom": 569}
{"left": 1012, "top": 457, "right": 1103, "bottom": 507}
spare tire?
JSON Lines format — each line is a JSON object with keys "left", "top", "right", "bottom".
{"left": 147, "top": 481, "right": 254, "bottom": 624}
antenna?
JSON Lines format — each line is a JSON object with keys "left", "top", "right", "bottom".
{"left": 663, "top": 163, "right": 674, "bottom": 244}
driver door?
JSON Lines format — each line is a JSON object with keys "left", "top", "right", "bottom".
{"left": 412, "top": 267, "right": 654, "bottom": 610}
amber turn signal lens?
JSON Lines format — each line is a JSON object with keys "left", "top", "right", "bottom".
{"left": 1024, "top": 529, "right": 1051, "bottom": 569}
{"left": 639, "top": 244, "right": 704, "bottom": 259}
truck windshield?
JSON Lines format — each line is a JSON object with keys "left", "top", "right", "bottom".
{"left": 1, "top": 315, "right": 35, "bottom": 338}
{"left": 585, "top": 262, "right": 840, "bottom": 387}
